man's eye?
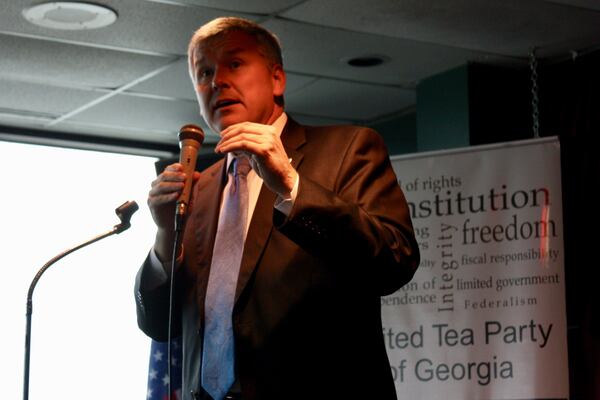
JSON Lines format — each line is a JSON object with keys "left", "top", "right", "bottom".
{"left": 198, "top": 69, "right": 212, "bottom": 80}
{"left": 230, "top": 60, "right": 241, "bottom": 69}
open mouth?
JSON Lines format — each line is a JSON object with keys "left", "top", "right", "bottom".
{"left": 214, "top": 99, "right": 240, "bottom": 111}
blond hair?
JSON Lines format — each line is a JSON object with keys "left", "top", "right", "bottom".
{"left": 187, "top": 17, "right": 283, "bottom": 69}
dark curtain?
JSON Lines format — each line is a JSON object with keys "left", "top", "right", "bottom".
{"left": 540, "top": 49, "right": 600, "bottom": 400}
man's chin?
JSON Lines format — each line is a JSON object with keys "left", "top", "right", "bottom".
{"left": 211, "top": 116, "right": 246, "bottom": 134}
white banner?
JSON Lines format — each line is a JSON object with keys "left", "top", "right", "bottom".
{"left": 384, "top": 137, "right": 568, "bottom": 399}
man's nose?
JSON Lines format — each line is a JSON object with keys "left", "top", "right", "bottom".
{"left": 211, "top": 67, "right": 229, "bottom": 89}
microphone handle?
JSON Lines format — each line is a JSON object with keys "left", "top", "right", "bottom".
{"left": 175, "top": 124, "right": 204, "bottom": 229}
{"left": 175, "top": 142, "right": 199, "bottom": 219}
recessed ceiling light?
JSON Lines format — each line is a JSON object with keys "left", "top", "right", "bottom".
{"left": 344, "top": 55, "right": 390, "bottom": 68}
{"left": 22, "top": 2, "right": 117, "bottom": 30}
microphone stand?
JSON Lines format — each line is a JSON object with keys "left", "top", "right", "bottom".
{"left": 23, "top": 200, "right": 139, "bottom": 400}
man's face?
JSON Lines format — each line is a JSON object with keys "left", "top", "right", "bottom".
{"left": 190, "top": 30, "right": 285, "bottom": 133}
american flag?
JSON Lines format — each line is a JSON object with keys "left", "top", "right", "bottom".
{"left": 146, "top": 338, "right": 182, "bottom": 400}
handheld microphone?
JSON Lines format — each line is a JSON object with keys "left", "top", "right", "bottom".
{"left": 175, "top": 124, "right": 205, "bottom": 229}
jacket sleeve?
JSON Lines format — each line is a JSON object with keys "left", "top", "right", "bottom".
{"left": 274, "top": 127, "right": 420, "bottom": 295}
{"left": 134, "top": 252, "right": 183, "bottom": 341}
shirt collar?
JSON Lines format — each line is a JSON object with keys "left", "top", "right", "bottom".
{"left": 225, "top": 112, "right": 288, "bottom": 171}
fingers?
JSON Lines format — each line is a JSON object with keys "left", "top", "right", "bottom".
{"left": 215, "top": 121, "right": 297, "bottom": 196}
{"left": 148, "top": 190, "right": 180, "bottom": 206}
{"left": 147, "top": 162, "right": 202, "bottom": 234}
{"left": 193, "top": 171, "right": 201, "bottom": 182}
{"left": 149, "top": 177, "right": 184, "bottom": 199}
{"left": 149, "top": 164, "right": 185, "bottom": 197}
{"left": 216, "top": 122, "right": 279, "bottom": 156}
{"left": 220, "top": 121, "right": 277, "bottom": 139}
{"left": 147, "top": 163, "right": 188, "bottom": 229}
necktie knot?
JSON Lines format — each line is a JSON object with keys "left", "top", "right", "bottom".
{"left": 234, "top": 157, "right": 251, "bottom": 178}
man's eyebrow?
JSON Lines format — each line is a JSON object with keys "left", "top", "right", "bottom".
{"left": 193, "top": 48, "right": 246, "bottom": 68}
{"left": 223, "top": 47, "right": 246, "bottom": 57}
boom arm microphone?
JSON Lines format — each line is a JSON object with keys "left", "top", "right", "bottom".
{"left": 175, "top": 124, "right": 205, "bottom": 231}
{"left": 23, "top": 200, "right": 139, "bottom": 400}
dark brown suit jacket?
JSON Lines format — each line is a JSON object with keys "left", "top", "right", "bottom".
{"left": 135, "top": 118, "right": 420, "bottom": 400}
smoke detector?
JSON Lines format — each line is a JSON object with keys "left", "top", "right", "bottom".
{"left": 22, "top": 2, "right": 117, "bottom": 30}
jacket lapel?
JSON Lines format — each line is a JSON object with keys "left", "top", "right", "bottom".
{"left": 191, "top": 158, "right": 227, "bottom": 322}
{"left": 234, "top": 118, "right": 306, "bottom": 305}
{"left": 281, "top": 118, "right": 306, "bottom": 174}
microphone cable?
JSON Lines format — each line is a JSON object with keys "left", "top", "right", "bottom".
{"left": 166, "top": 224, "right": 183, "bottom": 400}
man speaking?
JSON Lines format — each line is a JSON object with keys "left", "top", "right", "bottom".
{"left": 135, "top": 16, "right": 420, "bottom": 400}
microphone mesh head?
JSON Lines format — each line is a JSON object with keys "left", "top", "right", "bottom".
{"left": 178, "top": 124, "right": 205, "bottom": 144}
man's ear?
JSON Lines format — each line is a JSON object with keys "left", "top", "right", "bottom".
{"left": 272, "top": 64, "right": 286, "bottom": 97}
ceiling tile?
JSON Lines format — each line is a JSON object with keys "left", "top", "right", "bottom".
{"left": 129, "top": 58, "right": 197, "bottom": 100}
{"left": 48, "top": 119, "right": 182, "bottom": 147}
{"left": 545, "top": 0, "right": 600, "bottom": 12}
{"left": 66, "top": 94, "right": 218, "bottom": 141}
{"left": 175, "top": 0, "right": 303, "bottom": 14}
{"left": 0, "top": 80, "right": 105, "bottom": 116}
{"left": 0, "top": 34, "right": 174, "bottom": 88}
{"left": 284, "top": 72, "right": 318, "bottom": 95}
{"left": 0, "top": 112, "right": 53, "bottom": 128}
{"left": 282, "top": 0, "right": 600, "bottom": 57}
{"left": 286, "top": 78, "right": 415, "bottom": 122}
{"left": 264, "top": 19, "right": 500, "bottom": 86}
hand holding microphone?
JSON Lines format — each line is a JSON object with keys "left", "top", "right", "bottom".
{"left": 148, "top": 124, "right": 204, "bottom": 260}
